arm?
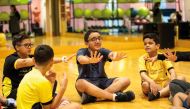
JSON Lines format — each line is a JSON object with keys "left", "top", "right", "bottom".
{"left": 42, "top": 73, "right": 67, "bottom": 109}
{"left": 49, "top": 73, "right": 68, "bottom": 109}
{"left": 160, "top": 49, "right": 190, "bottom": 62}
{"left": 168, "top": 68, "right": 176, "bottom": 80}
{"left": 108, "top": 52, "right": 127, "bottom": 61}
{"left": 53, "top": 53, "right": 76, "bottom": 64}
{"left": 77, "top": 51, "right": 103, "bottom": 64}
{"left": 14, "top": 58, "right": 34, "bottom": 69}
{"left": 139, "top": 56, "right": 158, "bottom": 95}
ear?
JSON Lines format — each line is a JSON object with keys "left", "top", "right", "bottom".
{"left": 156, "top": 44, "right": 160, "bottom": 49}
{"left": 85, "top": 41, "right": 88, "bottom": 46}
{"left": 32, "top": 57, "right": 36, "bottom": 65}
{"left": 15, "top": 45, "right": 19, "bottom": 51}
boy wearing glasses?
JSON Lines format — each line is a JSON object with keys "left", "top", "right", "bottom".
{"left": 3, "top": 34, "right": 34, "bottom": 100}
{"left": 75, "top": 30, "right": 135, "bottom": 104}
{"left": 2, "top": 34, "right": 75, "bottom": 100}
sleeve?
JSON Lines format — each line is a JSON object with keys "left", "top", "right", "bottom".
{"left": 5, "top": 55, "right": 19, "bottom": 70}
{"left": 99, "top": 48, "right": 112, "bottom": 62}
{"left": 163, "top": 60, "right": 174, "bottom": 71}
{"left": 157, "top": 54, "right": 166, "bottom": 60}
{"left": 176, "top": 51, "right": 190, "bottom": 62}
{"left": 38, "top": 79, "right": 53, "bottom": 105}
{"left": 138, "top": 55, "right": 147, "bottom": 73}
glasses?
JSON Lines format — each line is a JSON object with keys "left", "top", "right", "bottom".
{"left": 18, "top": 43, "right": 34, "bottom": 48}
{"left": 88, "top": 36, "right": 102, "bottom": 42}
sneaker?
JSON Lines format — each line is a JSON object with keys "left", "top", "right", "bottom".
{"left": 148, "top": 92, "right": 160, "bottom": 101}
{"left": 81, "top": 93, "right": 96, "bottom": 104}
{"left": 115, "top": 91, "right": 135, "bottom": 102}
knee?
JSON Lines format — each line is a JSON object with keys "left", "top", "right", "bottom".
{"left": 76, "top": 79, "right": 87, "bottom": 91}
{"left": 71, "top": 103, "right": 82, "bottom": 109}
{"left": 174, "top": 92, "right": 184, "bottom": 99}
{"left": 141, "top": 82, "right": 150, "bottom": 94}
{"left": 177, "top": 76, "right": 186, "bottom": 81}
{"left": 123, "top": 77, "right": 130, "bottom": 86}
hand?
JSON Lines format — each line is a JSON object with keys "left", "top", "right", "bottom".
{"left": 62, "top": 53, "right": 76, "bottom": 63}
{"left": 144, "top": 56, "right": 157, "bottom": 65}
{"left": 88, "top": 51, "right": 103, "bottom": 64}
{"left": 45, "top": 70, "right": 56, "bottom": 83}
{"left": 59, "top": 73, "right": 68, "bottom": 89}
{"left": 109, "top": 52, "right": 127, "bottom": 61}
{"left": 163, "top": 48, "right": 177, "bottom": 62}
{"left": 6, "top": 98, "right": 16, "bottom": 107}
{"left": 150, "top": 81, "right": 158, "bottom": 96}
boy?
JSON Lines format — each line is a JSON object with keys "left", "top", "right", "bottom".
{"left": 139, "top": 33, "right": 178, "bottom": 101}
{"left": 75, "top": 30, "right": 135, "bottom": 104}
{"left": 16, "top": 44, "right": 81, "bottom": 109}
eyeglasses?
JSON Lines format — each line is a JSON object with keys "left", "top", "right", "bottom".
{"left": 18, "top": 43, "right": 34, "bottom": 48}
{"left": 88, "top": 36, "right": 103, "bottom": 42}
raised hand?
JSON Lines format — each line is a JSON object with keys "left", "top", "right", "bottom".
{"left": 144, "top": 55, "right": 157, "bottom": 65}
{"left": 109, "top": 52, "right": 127, "bottom": 61}
{"left": 163, "top": 48, "right": 177, "bottom": 62}
{"left": 88, "top": 51, "right": 103, "bottom": 64}
{"left": 59, "top": 73, "right": 68, "bottom": 89}
{"left": 45, "top": 70, "right": 56, "bottom": 83}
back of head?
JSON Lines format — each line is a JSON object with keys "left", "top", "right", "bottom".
{"left": 12, "top": 34, "right": 30, "bottom": 50}
{"left": 84, "top": 30, "right": 100, "bottom": 42}
{"left": 34, "top": 44, "right": 54, "bottom": 65}
{"left": 143, "top": 33, "right": 160, "bottom": 44}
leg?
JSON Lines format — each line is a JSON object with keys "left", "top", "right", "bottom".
{"left": 171, "top": 92, "right": 188, "bottom": 109}
{"left": 76, "top": 79, "right": 113, "bottom": 100}
{"left": 104, "top": 77, "right": 130, "bottom": 93}
{"left": 170, "top": 79, "right": 190, "bottom": 97}
{"left": 141, "top": 81, "right": 150, "bottom": 95}
{"left": 58, "top": 102, "right": 81, "bottom": 109}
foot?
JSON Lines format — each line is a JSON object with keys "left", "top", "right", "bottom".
{"left": 81, "top": 93, "right": 96, "bottom": 104}
{"left": 115, "top": 90, "right": 135, "bottom": 102}
{"left": 148, "top": 92, "right": 160, "bottom": 101}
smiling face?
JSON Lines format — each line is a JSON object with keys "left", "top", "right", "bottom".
{"left": 143, "top": 38, "right": 160, "bottom": 53}
{"left": 86, "top": 32, "right": 102, "bottom": 51}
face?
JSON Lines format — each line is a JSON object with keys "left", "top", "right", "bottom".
{"left": 16, "top": 39, "right": 33, "bottom": 57}
{"left": 86, "top": 32, "right": 102, "bottom": 51}
{"left": 143, "top": 38, "right": 159, "bottom": 53}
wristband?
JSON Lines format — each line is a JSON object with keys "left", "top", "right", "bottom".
{"left": 62, "top": 56, "right": 67, "bottom": 62}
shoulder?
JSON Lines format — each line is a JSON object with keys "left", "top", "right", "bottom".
{"left": 5, "top": 52, "right": 19, "bottom": 63}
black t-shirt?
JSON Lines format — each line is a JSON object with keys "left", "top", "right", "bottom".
{"left": 76, "top": 48, "right": 112, "bottom": 79}
{"left": 3, "top": 52, "right": 33, "bottom": 91}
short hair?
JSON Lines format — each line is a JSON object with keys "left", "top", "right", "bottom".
{"left": 12, "top": 34, "right": 30, "bottom": 50}
{"left": 34, "top": 45, "right": 54, "bottom": 65}
{"left": 143, "top": 33, "right": 160, "bottom": 44}
{"left": 84, "top": 30, "right": 100, "bottom": 42}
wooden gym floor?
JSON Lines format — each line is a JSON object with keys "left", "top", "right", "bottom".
{"left": 0, "top": 33, "right": 190, "bottom": 109}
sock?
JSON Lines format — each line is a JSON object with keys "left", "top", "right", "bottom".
{"left": 113, "top": 94, "right": 116, "bottom": 101}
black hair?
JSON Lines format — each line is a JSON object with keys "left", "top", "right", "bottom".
{"left": 84, "top": 30, "right": 100, "bottom": 42}
{"left": 10, "top": 5, "right": 17, "bottom": 12}
{"left": 143, "top": 33, "right": 160, "bottom": 44}
{"left": 12, "top": 34, "right": 30, "bottom": 50}
{"left": 34, "top": 44, "right": 54, "bottom": 65}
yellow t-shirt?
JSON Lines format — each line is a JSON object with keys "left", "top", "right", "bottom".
{"left": 139, "top": 53, "right": 173, "bottom": 85}
{"left": 17, "top": 68, "right": 53, "bottom": 109}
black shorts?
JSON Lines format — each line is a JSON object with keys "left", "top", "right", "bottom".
{"left": 76, "top": 77, "right": 116, "bottom": 96}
